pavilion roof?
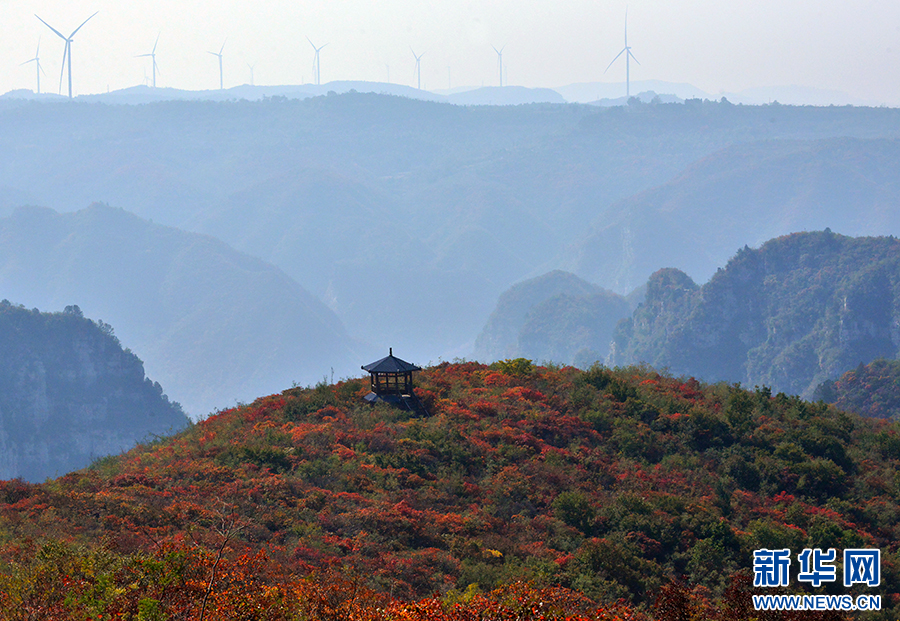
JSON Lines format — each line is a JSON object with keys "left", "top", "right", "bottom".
{"left": 361, "top": 349, "right": 421, "bottom": 373}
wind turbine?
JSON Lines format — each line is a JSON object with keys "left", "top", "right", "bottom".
{"left": 492, "top": 44, "right": 506, "bottom": 87}
{"left": 208, "top": 40, "right": 225, "bottom": 90}
{"left": 35, "top": 11, "right": 98, "bottom": 98}
{"left": 410, "top": 47, "right": 424, "bottom": 90}
{"left": 307, "top": 38, "right": 327, "bottom": 85}
{"left": 135, "top": 34, "right": 160, "bottom": 88}
{"left": 247, "top": 62, "right": 256, "bottom": 86}
{"left": 20, "top": 38, "right": 46, "bottom": 95}
{"left": 604, "top": 9, "right": 639, "bottom": 98}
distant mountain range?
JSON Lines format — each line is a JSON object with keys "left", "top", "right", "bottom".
{"left": 0, "top": 93, "right": 898, "bottom": 389}
{"left": 566, "top": 137, "right": 900, "bottom": 294}
{"left": 0, "top": 204, "right": 361, "bottom": 417}
{"left": 0, "top": 301, "right": 188, "bottom": 481}
{"left": 4, "top": 79, "right": 877, "bottom": 107}
{"left": 1, "top": 81, "right": 565, "bottom": 106}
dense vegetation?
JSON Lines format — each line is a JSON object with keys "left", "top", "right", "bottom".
{"left": 815, "top": 359, "right": 900, "bottom": 419}
{"left": 610, "top": 231, "right": 900, "bottom": 398}
{"left": 0, "top": 360, "right": 898, "bottom": 618}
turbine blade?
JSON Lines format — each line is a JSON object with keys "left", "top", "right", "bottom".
{"left": 69, "top": 11, "right": 98, "bottom": 38}
{"left": 219, "top": 39, "right": 226, "bottom": 54}
{"left": 58, "top": 42, "right": 68, "bottom": 94}
{"left": 628, "top": 50, "right": 640, "bottom": 65}
{"left": 308, "top": 37, "right": 317, "bottom": 51}
{"left": 492, "top": 44, "right": 499, "bottom": 54}
{"left": 604, "top": 48, "right": 626, "bottom": 73}
{"left": 153, "top": 33, "right": 159, "bottom": 54}
{"left": 19, "top": 58, "right": 36, "bottom": 66}
{"left": 35, "top": 15, "right": 67, "bottom": 40}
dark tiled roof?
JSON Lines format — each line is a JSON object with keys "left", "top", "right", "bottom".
{"left": 361, "top": 349, "right": 421, "bottom": 373}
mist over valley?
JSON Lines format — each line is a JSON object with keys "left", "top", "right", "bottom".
{"left": 2, "top": 95, "right": 899, "bottom": 392}
{"left": 0, "top": 89, "right": 899, "bottom": 476}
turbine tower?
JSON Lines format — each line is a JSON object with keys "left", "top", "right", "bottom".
{"left": 20, "top": 38, "right": 46, "bottom": 95}
{"left": 35, "top": 11, "right": 98, "bottom": 98}
{"left": 136, "top": 34, "right": 160, "bottom": 88}
{"left": 208, "top": 40, "right": 225, "bottom": 90}
{"left": 604, "top": 9, "right": 640, "bottom": 98}
{"left": 410, "top": 47, "right": 424, "bottom": 90}
{"left": 307, "top": 38, "right": 327, "bottom": 86}
{"left": 492, "top": 44, "right": 506, "bottom": 87}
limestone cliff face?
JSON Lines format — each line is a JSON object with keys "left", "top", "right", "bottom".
{"left": 610, "top": 232, "right": 900, "bottom": 398}
{"left": 0, "top": 301, "right": 188, "bottom": 481}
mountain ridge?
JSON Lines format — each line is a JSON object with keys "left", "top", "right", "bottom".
{"left": 609, "top": 230, "right": 900, "bottom": 397}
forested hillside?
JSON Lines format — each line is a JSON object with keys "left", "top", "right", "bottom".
{"left": 0, "top": 301, "right": 187, "bottom": 481}
{"left": 1, "top": 360, "right": 898, "bottom": 618}
{"left": 814, "top": 359, "right": 900, "bottom": 419}
{"left": 610, "top": 231, "right": 900, "bottom": 397}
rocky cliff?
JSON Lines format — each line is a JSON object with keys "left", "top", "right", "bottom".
{"left": 0, "top": 301, "right": 188, "bottom": 481}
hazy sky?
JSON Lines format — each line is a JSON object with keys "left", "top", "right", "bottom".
{"left": 5, "top": 0, "right": 900, "bottom": 103}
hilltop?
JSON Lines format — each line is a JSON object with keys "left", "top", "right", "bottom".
{"left": 1, "top": 360, "right": 898, "bottom": 618}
